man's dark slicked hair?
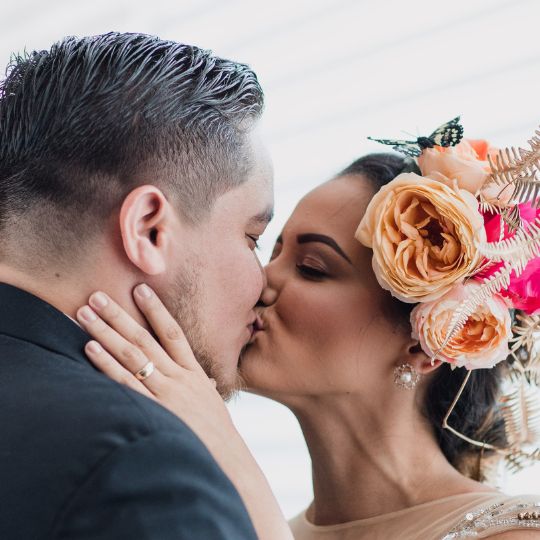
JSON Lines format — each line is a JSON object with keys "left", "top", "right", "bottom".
{"left": 0, "top": 32, "right": 264, "bottom": 262}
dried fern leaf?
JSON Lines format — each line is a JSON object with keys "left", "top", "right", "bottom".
{"left": 510, "top": 173, "right": 540, "bottom": 206}
{"left": 478, "top": 196, "right": 504, "bottom": 215}
{"left": 505, "top": 447, "right": 540, "bottom": 474}
{"left": 488, "top": 129, "right": 540, "bottom": 185}
{"left": 472, "top": 259, "right": 501, "bottom": 277}
{"left": 500, "top": 381, "right": 540, "bottom": 447}
{"left": 478, "top": 217, "right": 540, "bottom": 263}
{"left": 501, "top": 204, "right": 522, "bottom": 232}
{"left": 436, "top": 266, "right": 514, "bottom": 355}
{"left": 510, "top": 313, "right": 540, "bottom": 354}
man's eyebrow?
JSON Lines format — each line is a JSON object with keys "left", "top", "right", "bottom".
{"left": 249, "top": 207, "right": 274, "bottom": 225}
{"left": 297, "top": 233, "right": 352, "bottom": 264}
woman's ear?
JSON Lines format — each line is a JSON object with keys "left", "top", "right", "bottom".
{"left": 401, "top": 339, "right": 442, "bottom": 375}
{"left": 119, "top": 185, "right": 173, "bottom": 275}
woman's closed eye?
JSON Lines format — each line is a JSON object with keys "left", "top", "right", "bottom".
{"left": 296, "top": 260, "right": 328, "bottom": 280}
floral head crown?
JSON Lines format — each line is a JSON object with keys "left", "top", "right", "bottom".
{"left": 358, "top": 117, "right": 540, "bottom": 474}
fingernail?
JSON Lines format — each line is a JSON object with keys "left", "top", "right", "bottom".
{"left": 87, "top": 341, "right": 103, "bottom": 354}
{"left": 136, "top": 284, "right": 152, "bottom": 299}
{"left": 79, "top": 306, "right": 98, "bottom": 323}
{"left": 90, "top": 292, "right": 108, "bottom": 310}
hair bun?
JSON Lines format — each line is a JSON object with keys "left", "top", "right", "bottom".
{"left": 400, "top": 156, "right": 421, "bottom": 175}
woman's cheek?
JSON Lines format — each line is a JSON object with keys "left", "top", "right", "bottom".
{"left": 282, "top": 286, "right": 335, "bottom": 335}
{"left": 287, "top": 286, "right": 365, "bottom": 349}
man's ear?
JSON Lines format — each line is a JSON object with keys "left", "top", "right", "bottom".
{"left": 401, "top": 339, "right": 442, "bottom": 375}
{"left": 119, "top": 185, "right": 173, "bottom": 275}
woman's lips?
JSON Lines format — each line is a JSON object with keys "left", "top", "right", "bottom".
{"left": 247, "top": 314, "right": 266, "bottom": 344}
{"left": 254, "top": 314, "right": 265, "bottom": 331}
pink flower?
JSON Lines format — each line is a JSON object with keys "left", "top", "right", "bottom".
{"left": 503, "top": 259, "right": 540, "bottom": 314}
{"left": 410, "top": 281, "right": 511, "bottom": 369}
{"left": 480, "top": 203, "right": 540, "bottom": 314}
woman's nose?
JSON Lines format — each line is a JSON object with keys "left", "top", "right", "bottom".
{"left": 259, "top": 283, "right": 278, "bottom": 306}
{"left": 258, "top": 260, "right": 280, "bottom": 306}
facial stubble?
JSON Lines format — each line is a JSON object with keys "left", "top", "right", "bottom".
{"left": 162, "top": 262, "right": 245, "bottom": 401}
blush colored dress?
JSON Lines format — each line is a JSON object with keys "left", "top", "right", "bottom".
{"left": 289, "top": 492, "right": 540, "bottom": 540}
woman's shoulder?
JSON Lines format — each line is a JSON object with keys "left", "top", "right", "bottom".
{"left": 442, "top": 493, "right": 540, "bottom": 539}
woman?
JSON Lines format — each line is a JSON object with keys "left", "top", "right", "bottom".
{"left": 76, "top": 151, "right": 540, "bottom": 539}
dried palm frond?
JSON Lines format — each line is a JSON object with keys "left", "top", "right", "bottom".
{"left": 505, "top": 447, "right": 540, "bottom": 474}
{"left": 500, "top": 380, "right": 540, "bottom": 448}
{"left": 478, "top": 217, "right": 540, "bottom": 264}
{"left": 507, "top": 364, "right": 537, "bottom": 386}
{"left": 488, "top": 129, "right": 540, "bottom": 186}
{"left": 510, "top": 313, "right": 540, "bottom": 354}
{"left": 470, "top": 259, "right": 501, "bottom": 278}
{"left": 509, "top": 173, "right": 540, "bottom": 206}
{"left": 436, "top": 265, "right": 514, "bottom": 355}
{"left": 501, "top": 204, "right": 523, "bottom": 232}
{"left": 478, "top": 196, "right": 504, "bottom": 215}
{"left": 508, "top": 353, "right": 540, "bottom": 387}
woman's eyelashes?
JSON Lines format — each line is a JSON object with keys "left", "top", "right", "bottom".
{"left": 269, "top": 240, "right": 329, "bottom": 280}
{"left": 295, "top": 255, "right": 329, "bottom": 280}
{"left": 296, "top": 264, "right": 327, "bottom": 280}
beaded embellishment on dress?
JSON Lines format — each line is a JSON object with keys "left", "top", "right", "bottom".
{"left": 442, "top": 497, "right": 540, "bottom": 539}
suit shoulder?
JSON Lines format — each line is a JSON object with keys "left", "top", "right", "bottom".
{"left": 61, "top": 362, "right": 196, "bottom": 441}
{"left": 0, "top": 334, "right": 197, "bottom": 444}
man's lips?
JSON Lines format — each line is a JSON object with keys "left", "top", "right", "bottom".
{"left": 247, "top": 314, "right": 265, "bottom": 343}
{"left": 254, "top": 314, "right": 265, "bottom": 331}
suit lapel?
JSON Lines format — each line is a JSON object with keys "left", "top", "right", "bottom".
{"left": 0, "top": 282, "right": 92, "bottom": 366}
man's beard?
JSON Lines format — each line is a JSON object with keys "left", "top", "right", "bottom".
{"left": 159, "top": 266, "right": 245, "bottom": 401}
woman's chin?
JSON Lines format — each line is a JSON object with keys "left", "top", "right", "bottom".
{"left": 238, "top": 342, "right": 278, "bottom": 395}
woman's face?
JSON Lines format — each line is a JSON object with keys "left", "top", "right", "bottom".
{"left": 240, "top": 174, "right": 412, "bottom": 403}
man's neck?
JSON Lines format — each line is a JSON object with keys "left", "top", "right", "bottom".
{"left": 0, "top": 264, "right": 149, "bottom": 331}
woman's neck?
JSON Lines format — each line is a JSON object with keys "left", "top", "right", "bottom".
{"left": 290, "top": 393, "right": 494, "bottom": 526}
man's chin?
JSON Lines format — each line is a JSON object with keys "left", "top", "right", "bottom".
{"left": 200, "top": 354, "right": 246, "bottom": 401}
{"left": 215, "top": 371, "right": 246, "bottom": 401}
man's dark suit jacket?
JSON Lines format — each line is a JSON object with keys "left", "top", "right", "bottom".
{"left": 0, "top": 283, "right": 257, "bottom": 540}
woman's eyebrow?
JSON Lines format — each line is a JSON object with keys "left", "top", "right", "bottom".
{"left": 275, "top": 233, "right": 352, "bottom": 264}
{"left": 297, "top": 233, "right": 352, "bottom": 264}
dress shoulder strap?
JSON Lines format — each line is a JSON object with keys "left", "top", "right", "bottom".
{"left": 442, "top": 495, "right": 540, "bottom": 539}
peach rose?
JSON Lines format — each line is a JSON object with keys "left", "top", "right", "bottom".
{"left": 410, "top": 281, "right": 511, "bottom": 369}
{"left": 418, "top": 139, "right": 498, "bottom": 196}
{"left": 479, "top": 180, "right": 514, "bottom": 208}
{"left": 356, "top": 172, "right": 486, "bottom": 303}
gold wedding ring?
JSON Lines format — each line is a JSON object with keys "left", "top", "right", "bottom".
{"left": 135, "top": 361, "right": 155, "bottom": 381}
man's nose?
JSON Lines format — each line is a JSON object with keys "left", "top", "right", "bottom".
{"left": 255, "top": 253, "right": 268, "bottom": 291}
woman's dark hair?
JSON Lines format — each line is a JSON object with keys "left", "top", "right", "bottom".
{"left": 339, "top": 152, "right": 507, "bottom": 479}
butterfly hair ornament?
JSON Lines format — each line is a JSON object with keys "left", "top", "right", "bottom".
{"left": 358, "top": 117, "right": 540, "bottom": 479}
{"left": 367, "top": 116, "right": 464, "bottom": 157}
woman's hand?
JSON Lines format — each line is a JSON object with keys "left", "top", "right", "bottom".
{"left": 76, "top": 283, "right": 233, "bottom": 455}
{"left": 76, "top": 284, "right": 293, "bottom": 540}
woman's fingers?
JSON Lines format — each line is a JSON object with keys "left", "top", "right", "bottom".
{"left": 80, "top": 292, "right": 175, "bottom": 376}
{"left": 85, "top": 340, "right": 157, "bottom": 401}
{"left": 76, "top": 304, "right": 169, "bottom": 392}
{"left": 132, "top": 284, "right": 204, "bottom": 374}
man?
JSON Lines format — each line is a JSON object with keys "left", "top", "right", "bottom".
{"left": 0, "top": 32, "right": 273, "bottom": 539}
